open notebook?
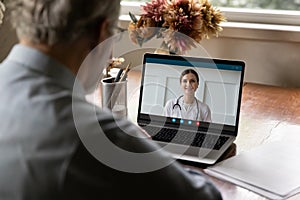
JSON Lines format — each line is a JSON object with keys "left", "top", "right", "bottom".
{"left": 204, "top": 142, "right": 300, "bottom": 199}
{"left": 137, "top": 53, "right": 245, "bottom": 164}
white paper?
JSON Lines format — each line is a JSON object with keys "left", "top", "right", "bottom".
{"left": 204, "top": 142, "right": 300, "bottom": 200}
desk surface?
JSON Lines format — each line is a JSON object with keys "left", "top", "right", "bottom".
{"left": 96, "top": 70, "right": 300, "bottom": 200}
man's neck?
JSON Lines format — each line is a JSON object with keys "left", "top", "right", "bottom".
{"left": 19, "top": 39, "right": 89, "bottom": 75}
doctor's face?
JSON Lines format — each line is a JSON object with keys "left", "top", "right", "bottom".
{"left": 180, "top": 73, "right": 199, "bottom": 95}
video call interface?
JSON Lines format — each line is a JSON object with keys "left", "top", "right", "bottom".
{"left": 139, "top": 55, "right": 244, "bottom": 134}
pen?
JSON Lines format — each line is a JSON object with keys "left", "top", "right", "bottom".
{"left": 114, "top": 68, "right": 123, "bottom": 82}
{"left": 119, "top": 62, "right": 131, "bottom": 82}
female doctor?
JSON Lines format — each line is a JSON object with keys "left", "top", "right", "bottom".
{"left": 163, "top": 69, "right": 212, "bottom": 122}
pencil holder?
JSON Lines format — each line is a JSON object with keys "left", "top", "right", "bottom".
{"left": 101, "top": 77, "right": 128, "bottom": 118}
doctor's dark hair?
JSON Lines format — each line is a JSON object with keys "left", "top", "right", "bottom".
{"left": 8, "top": 0, "right": 120, "bottom": 45}
{"left": 180, "top": 69, "right": 199, "bottom": 83}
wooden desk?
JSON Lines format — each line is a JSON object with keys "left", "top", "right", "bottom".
{"left": 97, "top": 70, "right": 300, "bottom": 200}
{"left": 206, "top": 83, "right": 300, "bottom": 200}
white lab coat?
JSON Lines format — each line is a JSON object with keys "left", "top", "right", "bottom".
{"left": 163, "top": 97, "right": 211, "bottom": 122}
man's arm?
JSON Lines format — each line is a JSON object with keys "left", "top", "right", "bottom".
{"left": 63, "top": 111, "right": 222, "bottom": 200}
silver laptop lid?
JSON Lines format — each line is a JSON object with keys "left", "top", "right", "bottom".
{"left": 137, "top": 53, "right": 245, "bottom": 136}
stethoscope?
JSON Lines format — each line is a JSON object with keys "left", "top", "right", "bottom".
{"left": 172, "top": 95, "right": 200, "bottom": 120}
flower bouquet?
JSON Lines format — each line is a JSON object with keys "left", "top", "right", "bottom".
{"left": 128, "top": 0, "right": 226, "bottom": 55}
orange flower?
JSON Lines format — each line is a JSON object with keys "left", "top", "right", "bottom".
{"left": 128, "top": 0, "right": 226, "bottom": 53}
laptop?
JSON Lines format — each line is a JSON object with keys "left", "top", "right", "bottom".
{"left": 137, "top": 53, "right": 245, "bottom": 165}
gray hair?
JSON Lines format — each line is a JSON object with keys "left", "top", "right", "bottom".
{"left": 0, "top": 0, "right": 5, "bottom": 25}
{"left": 8, "top": 0, "right": 120, "bottom": 45}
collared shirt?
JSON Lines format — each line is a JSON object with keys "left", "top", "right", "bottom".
{"left": 0, "top": 44, "right": 82, "bottom": 199}
{"left": 163, "top": 97, "right": 212, "bottom": 122}
{"left": 0, "top": 44, "right": 221, "bottom": 200}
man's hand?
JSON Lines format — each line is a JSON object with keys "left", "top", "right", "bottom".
{"left": 136, "top": 126, "right": 152, "bottom": 139}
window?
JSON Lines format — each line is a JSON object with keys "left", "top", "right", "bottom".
{"left": 123, "top": 0, "right": 300, "bottom": 11}
{"left": 211, "top": 0, "right": 300, "bottom": 11}
{"left": 120, "top": 0, "right": 300, "bottom": 26}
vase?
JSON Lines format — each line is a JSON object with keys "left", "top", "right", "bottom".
{"left": 154, "top": 41, "right": 177, "bottom": 55}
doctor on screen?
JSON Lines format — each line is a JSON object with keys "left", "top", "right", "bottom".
{"left": 163, "top": 68, "right": 212, "bottom": 122}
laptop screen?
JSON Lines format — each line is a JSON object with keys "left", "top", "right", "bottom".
{"left": 137, "top": 53, "right": 245, "bottom": 136}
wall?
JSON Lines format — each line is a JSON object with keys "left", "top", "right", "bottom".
{"left": 201, "top": 23, "right": 300, "bottom": 87}
{"left": 1, "top": 18, "right": 300, "bottom": 87}
{"left": 119, "top": 20, "right": 300, "bottom": 88}
{"left": 0, "top": 19, "right": 17, "bottom": 62}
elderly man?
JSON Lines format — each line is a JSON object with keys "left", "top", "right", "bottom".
{"left": 0, "top": 0, "right": 222, "bottom": 199}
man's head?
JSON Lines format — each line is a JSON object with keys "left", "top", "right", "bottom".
{"left": 9, "top": 0, "right": 120, "bottom": 46}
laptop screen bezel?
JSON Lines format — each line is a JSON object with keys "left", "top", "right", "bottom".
{"left": 137, "top": 53, "right": 245, "bottom": 136}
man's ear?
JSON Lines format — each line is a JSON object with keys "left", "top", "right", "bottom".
{"left": 87, "top": 19, "right": 111, "bottom": 51}
{"left": 98, "top": 19, "right": 110, "bottom": 43}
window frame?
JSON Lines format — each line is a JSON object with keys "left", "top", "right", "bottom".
{"left": 120, "top": 1, "right": 300, "bottom": 26}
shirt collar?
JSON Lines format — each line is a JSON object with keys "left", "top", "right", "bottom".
{"left": 6, "top": 44, "right": 85, "bottom": 94}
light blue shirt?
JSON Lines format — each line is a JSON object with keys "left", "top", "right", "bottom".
{"left": 0, "top": 44, "right": 221, "bottom": 200}
{"left": 0, "top": 44, "right": 82, "bottom": 198}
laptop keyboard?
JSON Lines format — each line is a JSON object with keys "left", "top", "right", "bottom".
{"left": 142, "top": 126, "right": 229, "bottom": 150}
